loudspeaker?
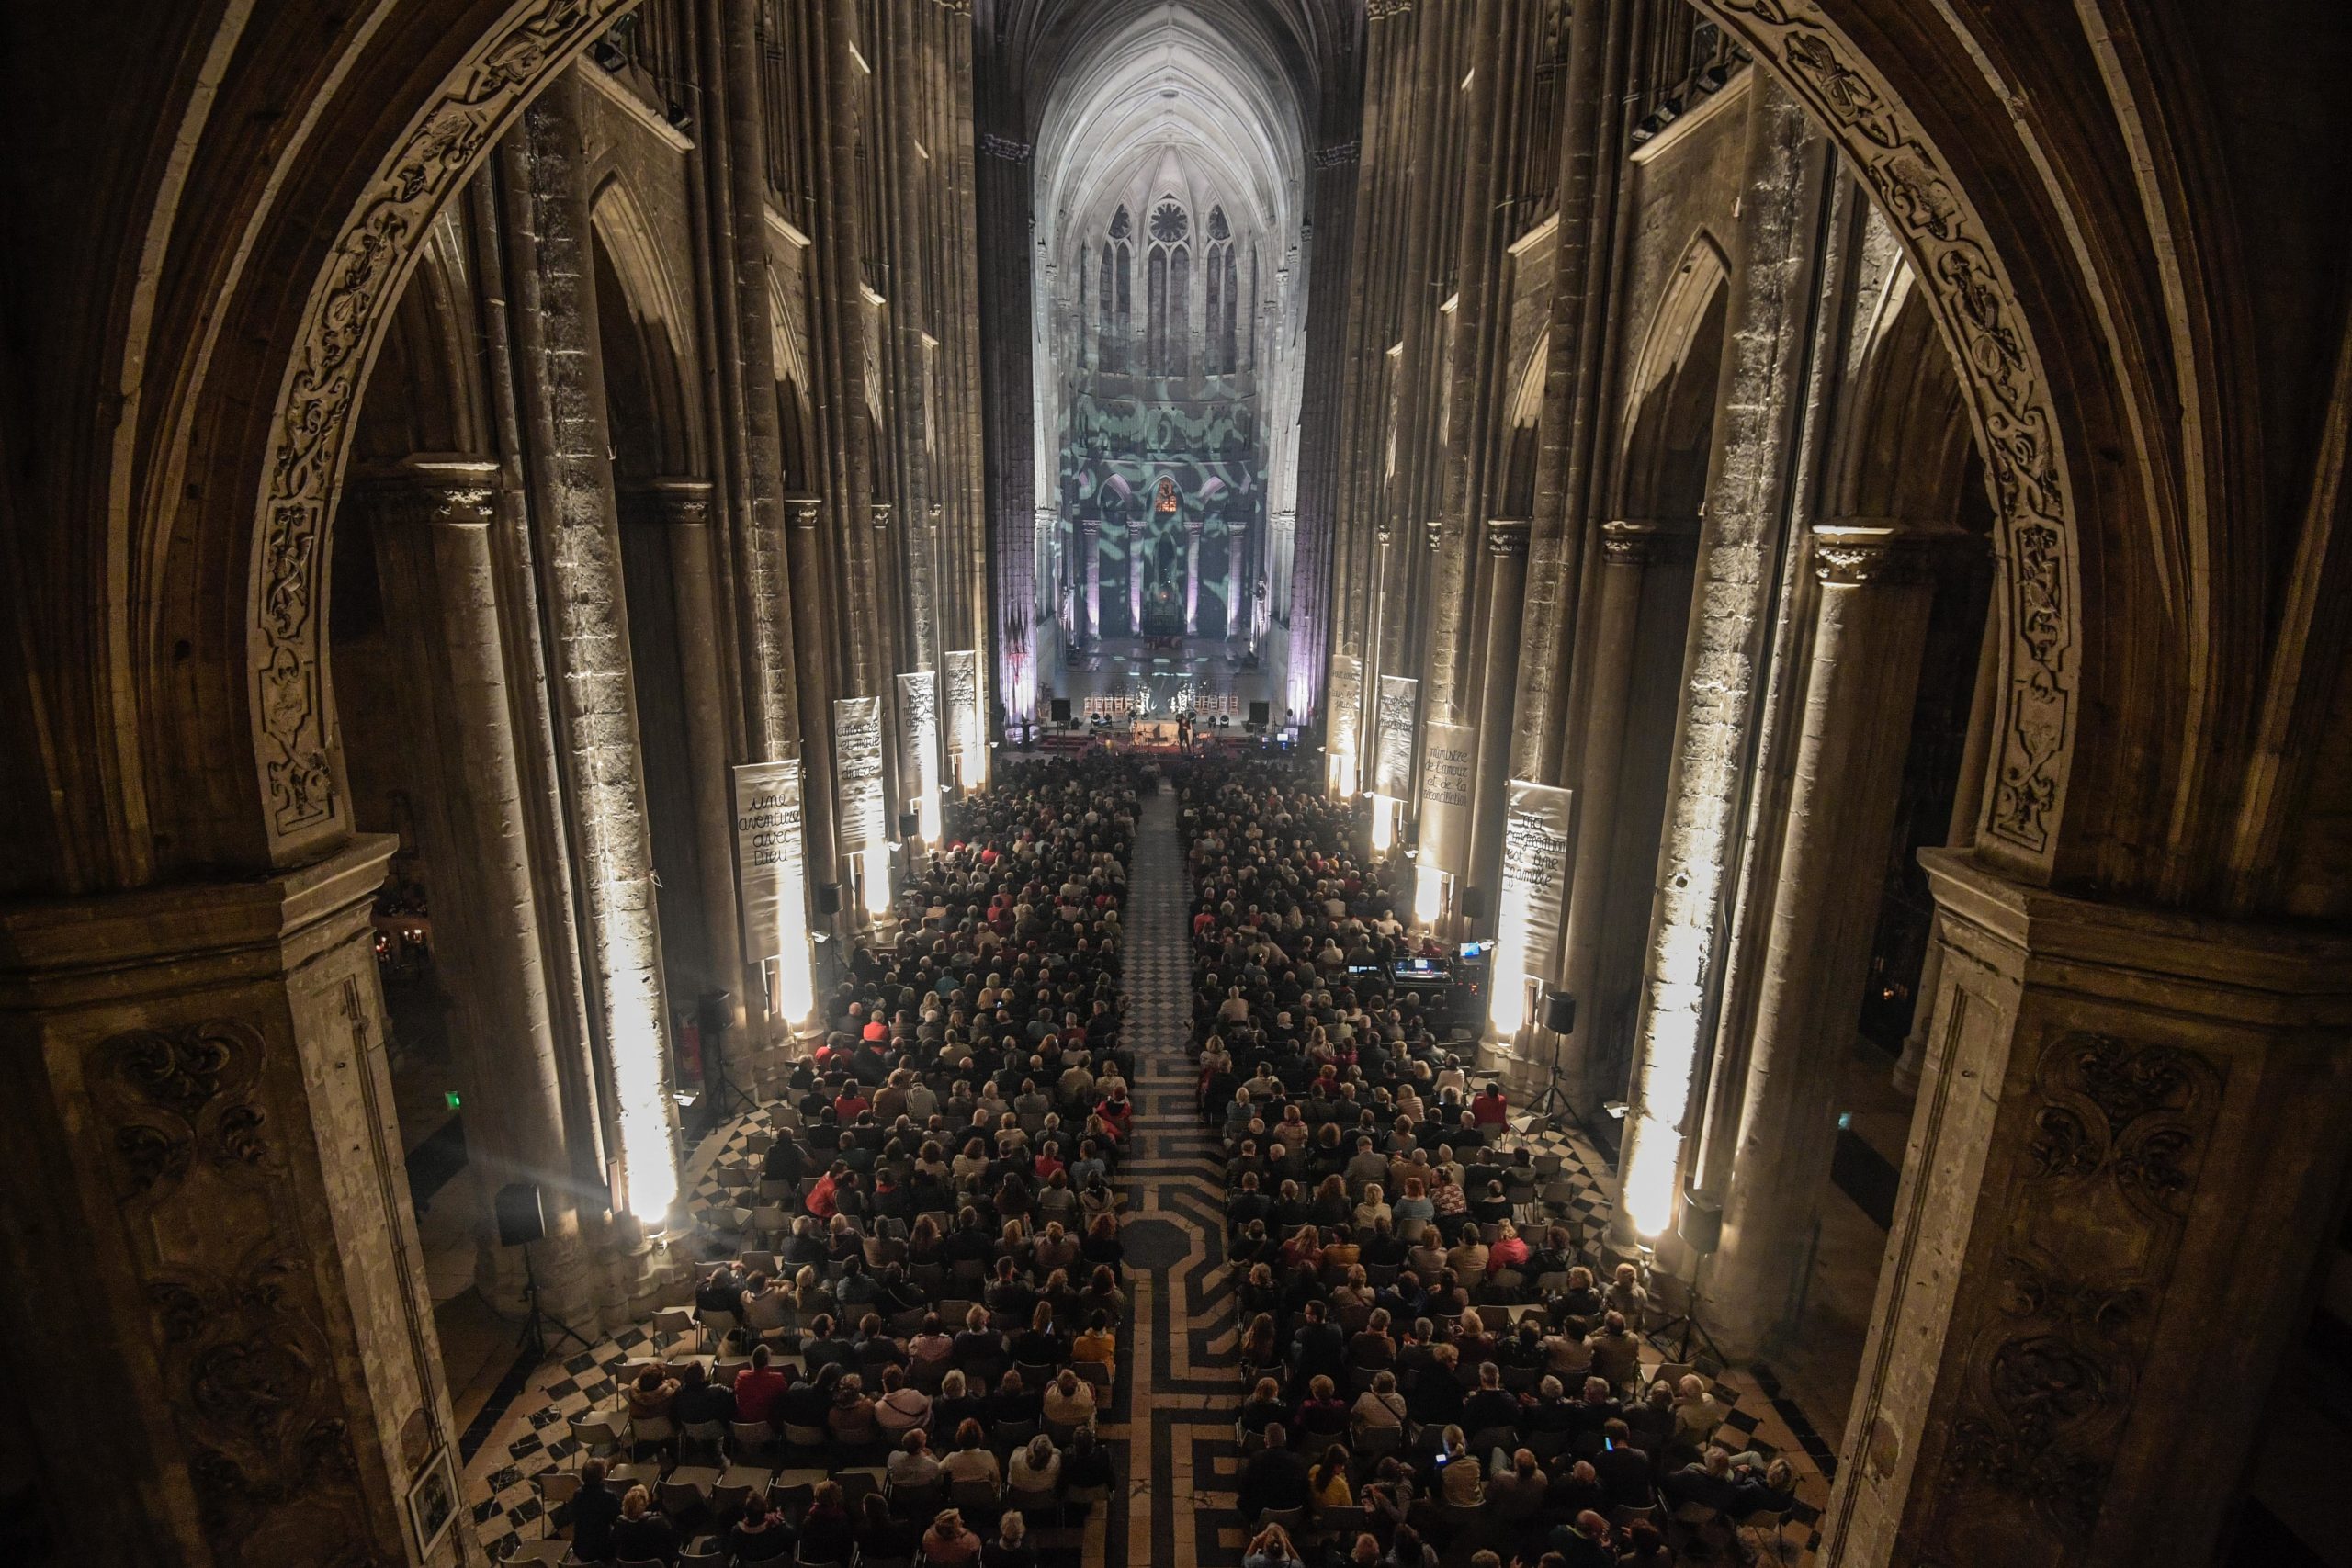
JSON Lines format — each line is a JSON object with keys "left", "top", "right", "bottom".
{"left": 898, "top": 810, "right": 920, "bottom": 839}
{"left": 495, "top": 1180, "right": 547, "bottom": 1248}
{"left": 1462, "top": 887, "right": 1489, "bottom": 920}
{"left": 815, "top": 882, "right": 842, "bottom": 915}
{"left": 1676, "top": 1190, "right": 1724, "bottom": 1256}
{"left": 1541, "top": 988, "right": 1577, "bottom": 1035}
{"left": 1050, "top": 696, "right": 1072, "bottom": 724}
{"left": 1249, "top": 700, "right": 1271, "bottom": 727}
{"left": 697, "top": 989, "right": 733, "bottom": 1034}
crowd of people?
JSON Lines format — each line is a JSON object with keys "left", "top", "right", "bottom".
{"left": 1182, "top": 757, "right": 1800, "bottom": 1568}
{"left": 553, "top": 757, "right": 1139, "bottom": 1566}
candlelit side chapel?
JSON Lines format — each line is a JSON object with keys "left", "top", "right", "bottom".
{"left": 4, "top": 4, "right": 2351, "bottom": 1567}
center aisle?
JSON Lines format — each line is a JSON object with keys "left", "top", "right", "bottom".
{"left": 1103, "top": 779, "right": 1247, "bottom": 1565}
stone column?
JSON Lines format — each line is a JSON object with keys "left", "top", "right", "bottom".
{"left": 1082, "top": 519, "right": 1102, "bottom": 643}
{"left": 1892, "top": 605, "right": 2000, "bottom": 1092}
{"left": 500, "top": 82, "right": 683, "bottom": 1230}
{"left": 359, "top": 459, "right": 594, "bottom": 1322}
{"left": 0, "top": 839, "right": 483, "bottom": 1566}
{"left": 1820, "top": 851, "right": 2352, "bottom": 1568}
{"left": 1464, "top": 517, "right": 1529, "bottom": 926}
{"left": 1226, "top": 520, "right": 1249, "bottom": 641}
{"left": 1128, "top": 518, "right": 1147, "bottom": 634}
{"left": 1555, "top": 520, "right": 1698, "bottom": 1100}
{"left": 1614, "top": 75, "right": 1830, "bottom": 1243}
{"left": 1702, "top": 524, "right": 1951, "bottom": 1352}
{"left": 1185, "top": 517, "right": 1204, "bottom": 637}
{"left": 785, "top": 495, "right": 841, "bottom": 897}
{"left": 644, "top": 479, "right": 749, "bottom": 1039}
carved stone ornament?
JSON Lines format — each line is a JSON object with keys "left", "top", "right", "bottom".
{"left": 1600, "top": 517, "right": 1700, "bottom": 567}
{"left": 1485, "top": 517, "right": 1531, "bottom": 558}
{"left": 251, "top": 0, "right": 643, "bottom": 851}
{"left": 978, "top": 132, "right": 1033, "bottom": 162}
{"left": 871, "top": 501, "right": 894, "bottom": 532}
{"left": 786, "top": 494, "right": 823, "bottom": 531}
{"left": 1930, "top": 1031, "right": 2222, "bottom": 1554}
{"left": 1810, "top": 522, "right": 1959, "bottom": 586}
{"left": 90, "top": 1019, "right": 382, "bottom": 1561}
{"left": 1697, "top": 0, "right": 2079, "bottom": 863}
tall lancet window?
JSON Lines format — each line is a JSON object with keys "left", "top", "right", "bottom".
{"left": 1206, "top": 207, "right": 1238, "bottom": 374}
{"left": 1103, "top": 207, "right": 1132, "bottom": 372}
{"left": 1097, "top": 241, "right": 1115, "bottom": 369}
{"left": 1147, "top": 199, "right": 1189, "bottom": 377}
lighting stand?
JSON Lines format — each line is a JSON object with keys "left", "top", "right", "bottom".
{"left": 1641, "top": 1243, "right": 1728, "bottom": 1369}
{"left": 516, "top": 1241, "right": 593, "bottom": 1363}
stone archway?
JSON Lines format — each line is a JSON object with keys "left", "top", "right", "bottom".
{"left": 246, "top": 0, "right": 646, "bottom": 871}
{"left": 1687, "top": 1, "right": 2082, "bottom": 878}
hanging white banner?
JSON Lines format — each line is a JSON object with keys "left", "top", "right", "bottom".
{"left": 1491, "top": 780, "right": 1576, "bottom": 1035}
{"left": 898, "top": 670, "right": 942, "bottom": 841}
{"left": 730, "top": 760, "right": 816, "bottom": 1021}
{"left": 1418, "top": 721, "right": 1478, "bottom": 870}
{"left": 944, "top": 650, "right": 981, "bottom": 783}
{"left": 1327, "top": 654, "right": 1363, "bottom": 794}
{"left": 1373, "top": 674, "right": 1419, "bottom": 800}
{"left": 833, "top": 695, "right": 888, "bottom": 852}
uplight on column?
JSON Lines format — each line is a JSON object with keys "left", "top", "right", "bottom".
{"left": 1328, "top": 743, "right": 1357, "bottom": 798}
{"left": 1413, "top": 863, "right": 1448, "bottom": 927}
{"left": 1371, "top": 794, "right": 1398, "bottom": 853}
{"left": 863, "top": 843, "right": 893, "bottom": 917}
{"left": 611, "top": 992, "right": 680, "bottom": 1223}
{"left": 1489, "top": 900, "right": 1532, "bottom": 1035}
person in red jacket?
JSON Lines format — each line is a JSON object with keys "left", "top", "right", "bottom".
{"left": 1469, "top": 1082, "right": 1510, "bottom": 1130}
{"left": 732, "top": 1345, "right": 792, "bottom": 1425}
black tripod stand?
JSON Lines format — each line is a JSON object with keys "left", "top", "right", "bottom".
{"left": 700, "top": 990, "right": 756, "bottom": 1136}
{"left": 516, "top": 1241, "right": 594, "bottom": 1362}
{"left": 1643, "top": 1245, "right": 1729, "bottom": 1368}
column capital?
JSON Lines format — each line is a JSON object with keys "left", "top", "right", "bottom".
{"left": 1423, "top": 518, "right": 1443, "bottom": 553}
{"left": 871, "top": 501, "right": 895, "bottom": 532}
{"left": 347, "top": 455, "right": 503, "bottom": 528}
{"left": 1484, "top": 517, "right": 1531, "bottom": 558}
{"left": 618, "top": 476, "right": 716, "bottom": 527}
{"left": 1080, "top": 517, "right": 1101, "bottom": 539}
{"left": 1600, "top": 516, "right": 1700, "bottom": 566}
{"left": 786, "top": 494, "right": 822, "bottom": 531}
{"left": 926, "top": 502, "right": 944, "bottom": 532}
{"left": 1810, "top": 520, "right": 1971, "bottom": 585}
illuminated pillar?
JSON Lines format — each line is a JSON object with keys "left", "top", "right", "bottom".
{"left": 1128, "top": 517, "right": 1147, "bottom": 633}
{"left": 358, "top": 461, "right": 596, "bottom": 1321}
{"left": 1557, "top": 519, "right": 1697, "bottom": 1106}
{"left": 1082, "top": 518, "right": 1102, "bottom": 642}
{"left": 502, "top": 82, "right": 682, "bottom": 1227}
{"left": 1464, "top": 517, "right": 1529, "bottom": 928}
{"left": 1614, "top": 75, "right": 1828, "bottom": 1244}
{"left": 1703, "top": 524, "right": 1948, "bottom": 1352}
{"left": 1226, "top": 520, "right": 1248, "bottom": 641}
{"left": 1184, "top": 517, "right": 1203, "bottom": 636}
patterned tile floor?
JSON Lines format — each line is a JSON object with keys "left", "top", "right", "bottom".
{"left": 456, "top": 779, "right": 1838, "bottom": 1562}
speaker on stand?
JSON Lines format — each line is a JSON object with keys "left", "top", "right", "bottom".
{"left": 496, "top": 1180, "right": 593, "bottom": 1361}
{"left": 1645, "top": 1189, "right": 1729, "bottom": 1367}
{"left": 1522, "top": 988, "right": 1577, "bottom": 1122}
{"left": 700, "top": 988, "right": 754, "bottom": 1134}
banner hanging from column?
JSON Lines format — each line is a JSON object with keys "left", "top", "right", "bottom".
{"left": 1491, "top": 780, "right": 1576, "bottom": 1034}
{"left": 897, "top": 671, "right": 942, "bottom": 841}
{"left": 1373, "top": 674, "right": 1419, "bottom": 800}
{"left": 729, "top": 760, "right": 816, "bottom": 1021}
{"left": 944, "top": 650, "right": 981, "bottom": 786}
{"left": 1327, "top": 654, "right": 1363, "bottom": 795}
{"left": 1418, "top": 721, "right": 1478, "bottom": 870}
{"left": 833, "top": 696, "right": 888, "bottom": 852}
